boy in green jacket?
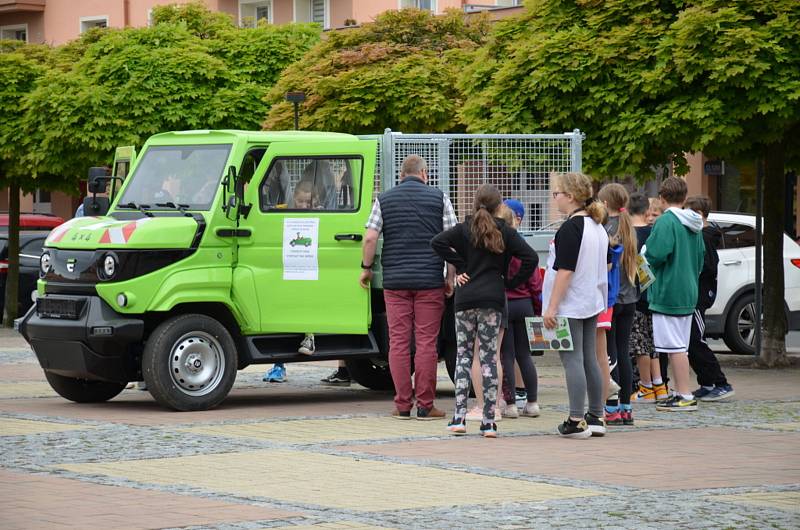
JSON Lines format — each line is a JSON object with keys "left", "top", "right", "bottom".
{"left": 644, "top": 177, "right": 705, "bottom": 412}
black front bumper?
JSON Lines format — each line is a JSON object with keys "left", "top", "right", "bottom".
{"left": 18, "top": 295, "right": 144, "bottom": 383}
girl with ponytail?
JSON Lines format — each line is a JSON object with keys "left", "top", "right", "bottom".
{"left": 542, "top": 172, "right": 609, "bottom": 439}
{"left": 598, "top": 183, "right": 638, "bottom": 425}
{"left": 432, "top": 184, "right": 537, "bottom": 438}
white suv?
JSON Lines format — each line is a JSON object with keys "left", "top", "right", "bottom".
{"left": 524, "top": 212, "right": 800, "bottom": 354}
{"left": 705, "top": 212, "right": 800, "bottom": 354}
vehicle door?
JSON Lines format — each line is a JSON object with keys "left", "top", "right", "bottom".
{"left": 709, "top": 221, "right": 753, "bottom": 316}
{"left": 236, "top": 140, "right": 377, "bottom": 334}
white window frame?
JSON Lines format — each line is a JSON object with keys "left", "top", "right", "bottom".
{"left": 79, "top": 16, "right": 109, "bottom": 34}
{"left": 147, "top": 8, "right": 154, "bottom": 27}
{"left": 0, "top": 24, "right": 29, "bottom": 43}
{"left": 397, "top": 0, "right": 437, "bottom": 13}
{"left": 239, "top": 0, "right": 273, "bottom": 27}
{"left": 293, "top": 0, "right": 330, "bottom": 29}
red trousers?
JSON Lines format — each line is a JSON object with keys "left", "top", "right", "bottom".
{"left": 384, "top": 288, "right": 445, "bottom": 411}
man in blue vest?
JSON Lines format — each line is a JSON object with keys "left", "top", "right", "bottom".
{"left": 360, "top": 155, "right": 456, "bottom": 420}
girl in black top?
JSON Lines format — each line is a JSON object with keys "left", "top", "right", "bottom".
{"left": 432, "top": 184, "right": 537, "bottom": 437}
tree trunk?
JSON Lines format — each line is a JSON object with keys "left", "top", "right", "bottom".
{"left": 760, "top": 141, "right": 788, "bottom": 366}
{"left": 2, "top": 183, "right": 20, "bottom": 327}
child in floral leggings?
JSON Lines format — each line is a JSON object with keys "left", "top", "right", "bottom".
{"left": 432, "top": 184, "right": 537, "bottom": 438}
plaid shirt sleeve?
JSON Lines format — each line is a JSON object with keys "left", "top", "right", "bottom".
{"left": 443, "top": 195, "right": 457, "bottom": 230}
{"left": 365, "top": 198, "right": 382, "bottom": 232}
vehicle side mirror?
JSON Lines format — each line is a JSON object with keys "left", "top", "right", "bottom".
{"left": 83, "top": 196, "right": 109, "bottom": 216}
{"left": 87, "top": 167, "right": 111, "bottom": 193}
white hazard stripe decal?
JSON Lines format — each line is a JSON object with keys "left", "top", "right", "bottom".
{"left": 99, "top": 217, "right": 151, "bottom": 245}
{"left": 46, "top": 217, "right": 84, "bottom": 244}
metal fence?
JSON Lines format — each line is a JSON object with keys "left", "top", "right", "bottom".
{"left": 360, "top": 129, "right": 583, "bottom": 232}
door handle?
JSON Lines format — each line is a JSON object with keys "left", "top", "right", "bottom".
{"left": 334, "top": 233, "right": 363, "bottom": 242}
{"left": 722, "top": 260, "right": 742, "bottom": 266}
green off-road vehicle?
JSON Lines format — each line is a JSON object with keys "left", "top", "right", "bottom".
{"left": 18, "top": 129, "right": 583, "bottom": 411}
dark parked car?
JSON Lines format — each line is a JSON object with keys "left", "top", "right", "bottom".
{"left": 0, "top": 231, "right": 48, "bottom": 318}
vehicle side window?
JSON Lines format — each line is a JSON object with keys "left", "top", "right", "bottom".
{"left": 259, "top": 157, "right": 362, "bottom": 212}
{"left": 719, "top": 223, "right": 756, "bottom": 249}
{"left": 20, "top": 238, "right": 44, "bottom": 257}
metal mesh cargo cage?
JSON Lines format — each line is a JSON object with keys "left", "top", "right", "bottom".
{"left": 359, "top": 129, "right": 583, "bottom": 232}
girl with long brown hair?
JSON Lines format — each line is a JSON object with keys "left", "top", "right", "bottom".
{"left": 597, "top": 183, "right": 638, "bottom": 425}
{"left": 432, "top": 184, "right": 537, "bottom": 437}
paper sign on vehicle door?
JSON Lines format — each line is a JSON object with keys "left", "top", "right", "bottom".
{"left": 283, "top": 218, "right": 319, "bottom": 280}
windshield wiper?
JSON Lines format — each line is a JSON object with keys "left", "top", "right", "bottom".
{"left": 119, "top": 201, "right": 153, "bottom": 217}
{"left": 156, "top": 202, "right": 193, "bottom": 217}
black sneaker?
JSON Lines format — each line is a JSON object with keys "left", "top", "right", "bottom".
{"left": 557, "top": 418, "right": 591, "bottom": 439}
{"left": 320, "top": 369, "right": 351, "bottom": 386}
{"left": 479, "top": 422, "right": 498, "bottom": 438}
{"left": 655, "top": 394, "right": 698, "bottom": 412}
{"left": 584, "top": 412, "right": 607, "bottom": 437}
{"left": 447, "top": 417, "right": 466, "bottom": 435}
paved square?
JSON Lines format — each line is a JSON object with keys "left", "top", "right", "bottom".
{"left": 0, "top": 417, "right": 93, "bottom": 436}
{"left": 56, "top": 449, "right": 602, "bottom": 511}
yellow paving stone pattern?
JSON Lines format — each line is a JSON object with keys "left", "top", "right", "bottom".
{"left": 290, "top": 521, "right": 393, "bottom": 530}
{"left": 711, "top": 491, "right": 800, "bottom": 513}
{"left": 752, "top": 422, "right": 800, "bottom": 432}
{"left": 0, "top": 417, "right": 93, "bottom": 436}
{"left": 0, "top": 382, "right": 57, "bottom": 399}
{"left": 57, "top": 449, "right": 602, "bottom": 511}
{"left": 178, "top": 413, "right": 569, "bottom": 444}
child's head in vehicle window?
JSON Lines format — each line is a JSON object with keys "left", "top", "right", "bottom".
{"left": 293, "top": 180, "right": 317, "bottom": 209}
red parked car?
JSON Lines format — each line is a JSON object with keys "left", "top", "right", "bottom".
{"left": 0, "top": 212, "right": 64, "bottom": 232}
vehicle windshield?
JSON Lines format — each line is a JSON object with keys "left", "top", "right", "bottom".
{"left": 117, "top": 144, "right": 232, "bottom": 211}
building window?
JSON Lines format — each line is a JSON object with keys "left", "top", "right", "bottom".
{"left": 240, "top": 0, "right": 272, "bottom": 27}
{"left": 294, "top": 0, "right": 328, "bottom": 28}
{"left": 33, "top": 189, "right": 51, "bottom": 214}
{"left": 495, "top": 0, "right": 522, "bottom": 6}
{"left": 0, "top": 24, "right": 28, "bottom": 42}
{"left": 80, "top": 16, "right": 109, "bottom": 34}
{"left": 399, "top": 0, "right": 436, "bottom": 12}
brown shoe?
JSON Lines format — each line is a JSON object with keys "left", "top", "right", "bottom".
{"left": 416, "top": 406, "right": 446, "bottom": 420}
{"left": 391, "top": 409, "right": 412, "bottom": 420}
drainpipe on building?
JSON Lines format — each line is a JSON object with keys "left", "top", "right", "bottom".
{"left": 124, "top": 0, "right": 130, "bottom": 27}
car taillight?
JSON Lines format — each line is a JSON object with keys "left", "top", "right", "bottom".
{"left": 0, "top": 260, "right": 7, "bottom": 274}
{"left": 792, "top": 258, "right": 800, "bottom": 269}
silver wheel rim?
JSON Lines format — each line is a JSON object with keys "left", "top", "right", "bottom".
{"left": 169, "top": 331, "right": 225, "bottom": 396}
{"left": 737, "top": 302, "right": 756, "bottom": 347}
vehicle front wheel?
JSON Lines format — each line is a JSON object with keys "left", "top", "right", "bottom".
{"left": 44, "top": 372, "right": 126, "bottom": 403}
{"left": 142, "top": 314, "right": 238, "bottom": 411}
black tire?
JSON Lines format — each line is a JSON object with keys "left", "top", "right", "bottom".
{"left": 723, "top": 293, "right": 757, "bottom": 355}
{"left": 44, "top": 371, "right": 125, "bottom": 403}
{"left": 142, "top": 314, "right": 238, "bottom": 411}
{"left": 346, "top": 358, "right": 395, "bottom": 390}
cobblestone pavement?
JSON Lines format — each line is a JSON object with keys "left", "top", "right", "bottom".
{"left": 1, "top": 329, "right": 799, "bottom": 529}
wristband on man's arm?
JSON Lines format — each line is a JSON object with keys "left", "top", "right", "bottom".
{"left": 361, "top": 261, "right": 373, "bottom": 270}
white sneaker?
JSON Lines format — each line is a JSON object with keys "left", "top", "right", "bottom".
{"left": 298, "top": 334, "right": 315, "bottom": 355}
{"left": 465, "top": 405, "right": 502, "bottom": 422}
{"left": 608, "top": 378, "right": 621, "bottom": 399}
{"left": 465, "top": 406, "right": 482, "bottom": 422}
{"left": 503, "top": 403, "right": 519, "bottom": 418}
{"left": 522, "top": 402, "right": 541, "bottom": 417}
{"left": 125, "top": 382, "right": 135, "bottom": 390}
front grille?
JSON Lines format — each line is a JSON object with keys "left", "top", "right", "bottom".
{"left": 36, "top": 297, "right": 86, "bottom": 320}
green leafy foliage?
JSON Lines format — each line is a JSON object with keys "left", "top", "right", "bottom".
{"left": 459, "top": 0, "right": 800, "bottom": 178}
{"left": 264, "top": 8, "right": 490, "bottom": 134}
{"left": 14, "top": 4, "right": 319, "bottom": 181}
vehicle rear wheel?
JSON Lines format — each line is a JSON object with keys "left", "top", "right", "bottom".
{"left": 723, "top": 293, "right": 757, "bottom": 355}
{"left": 44, "top": 371, "right": 126, "bottom": 403}
{"left": 143, "top": 314, "right": 237, "bottom": 411}
{"left": 345, "top": 357, "right": 395, "bottom": 390}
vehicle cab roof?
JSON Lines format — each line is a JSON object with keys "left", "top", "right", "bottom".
{"left": 146, "top": 130, "right": 360, "bottom": 145}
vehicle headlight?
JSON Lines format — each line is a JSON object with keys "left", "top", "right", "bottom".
{"left": 103, "top": 254, "right": 117, "bottom": 278}
{"left": 40, "top": 252, "right": 51, "bottom": 276}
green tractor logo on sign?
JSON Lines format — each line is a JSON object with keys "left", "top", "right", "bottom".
{"left": 290, "top": 232, "right": 312, "bottom": 247}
